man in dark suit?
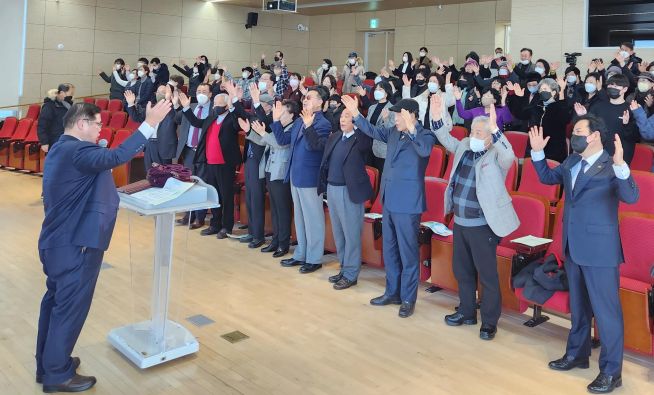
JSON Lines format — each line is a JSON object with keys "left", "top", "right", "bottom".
{"left": 150, "top": 57, "right": 170, "bottom": 88}
{"left": 273, "top": 86, "right": 331, "bottom": 274}
{"left": 528, "top": 114, "right": 639, "bottom": 394}
{"left": 317, "top": 108, "right": 373, "bottom": 290}
{"left": 124, "top": 86, "right": 178, "bottom": 170}
{"left": 342, "top": 96, "right": 437, "bottom": 318}
{"left": 179, "top": 82, "right": 247, "bottom": 239}
{"left": 36, "top": 100, "right": 170, "bottom": 392}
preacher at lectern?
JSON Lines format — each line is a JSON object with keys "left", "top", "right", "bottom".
{"left": 36, "top": 100, "right": 171, "bottom": 393}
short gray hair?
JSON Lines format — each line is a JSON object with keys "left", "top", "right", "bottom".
{"left": 537, "top": 78, "right": 559, "bottom": 94}
{"left": 470, "top": 116, "right": 493, "bottom": 134}
{"left": 214, "top": 93, "right": 229, "bottom": 104}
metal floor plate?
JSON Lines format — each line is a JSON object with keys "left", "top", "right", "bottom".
{"left": 186, "top": 314, "right": 215, "bottom": 327}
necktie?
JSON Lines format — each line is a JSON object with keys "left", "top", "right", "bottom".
{"left": 574, "top": 159, "right": 588, "bottom": 192}
{"left": 247, "top": 143, "right": 254, "bottom": 158}
{"left": 342, "top": 135, "right": 347, "bottom": 142}
{"left": 190, "top": 106, "right": 203, "bottom": 147}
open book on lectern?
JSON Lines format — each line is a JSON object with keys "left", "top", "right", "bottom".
{"left": 117, "top": 176, "right": 220, "bottom": 214}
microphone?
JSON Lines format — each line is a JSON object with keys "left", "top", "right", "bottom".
{"left": 98, "top": 139, "right": 108, "bottom": 148}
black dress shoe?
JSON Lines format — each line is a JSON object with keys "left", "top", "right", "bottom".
{"left": 201, "top": 227, "right": 219, "bottom": 236}
{"left": 587, "top": 373, "right": 622, "bottom": 394}
{"left": 248, "top": 239, "right": 265, "bottom": 249}
{"left": 42, "top": 374, "right": 96, "bottom": 393}
{"left": 272, "top": 248, "right": 289, "bottom": 258}
{"left": 444, "top": 312, "right": 478, "bottom": 326}
{"left": 299, "top": 263, "right": 322, "bottom": 273}
{"left": 398, "top": 302, "right": 415, "bottom": 318}
{"left": 280, "top": 258, "right": 304, "bottom": 267}
{"left": 260, "top": 244, "right": 278, "bottom": 253}
{"left": 479, "top": 324, "right": 497, "bottom": 340}
{"left": 548, "top": 355, "right": 590, "bottom": 371}
{"left": 216, "top": 229, "right": 228, "bottom": 239}
{"left": 175, "top": 217, "right": 189, "bottom": 226}
{"left": 189, "top": 221, "right": 205, "bottom": 230}
{"left": 240, "top": 235, "right": 254, "bottom": 243}
{"left": 37, "top": 357, "right": 80, "bottom": 384}
{"left": 333, "top": 277, "right": 357, "bottom": 290}
{"left": 370, "top": 295, "right": 402, "bottom": 306}
{"left": 328, "top": 272, "right": 343, "bottom": 283}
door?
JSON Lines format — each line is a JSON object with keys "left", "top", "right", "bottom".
{"left": 364, "top": 31, "right": 394, "bottom": 75}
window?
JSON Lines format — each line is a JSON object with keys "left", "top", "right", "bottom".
{"left": 587, "top": 0, "right": 654, "bottom": 47}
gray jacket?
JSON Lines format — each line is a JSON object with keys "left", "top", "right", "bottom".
{"left": 367, "top": 101, "right": 395, "bottom": 159}
{"left": 246, "top": 122, "right": 292, "bottom": 181}
{"left": 435, "top": 125, "right": 520, "bottom": 237}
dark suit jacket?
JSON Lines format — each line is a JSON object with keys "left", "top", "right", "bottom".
{"left": 183, "top": 102, "right": 247, "bottom": 167}
{"left": 39, "top": 132, "right": 147, "bottom": 251}
{"left": 152, "top": 64, "right": 170, "bottom": 87}
{"left": 533, "top": 151, "right": 639, "bottom": 266}
{"left": 318, "top": 130, "right": 373, "bottom": 204}
{"left": 243, "top": 105, "right": 270, "bottom": 179}
{"left": 126, "top": 105, "right": 178, "bottom": 160}
{"left": 137, "top": 77, "right": 155, "bottom": 106}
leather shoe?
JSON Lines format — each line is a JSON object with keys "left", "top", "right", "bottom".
{"left": 189, "top": 221, "right": 205, "bottom": 230}
{"left": 216, "top": 229, "right": 228, "bottom": 239}
{"left": 479, "top": 324, "right": 497, "bottom": 340}
{"left": 299, "top": 263, "right": 322, "bottom": 273}
{"left": 398, "top": 302, "right": 415, "bottom": 318}
{"left": 248, "top": 239, "right": 265, "bottom": 249}
{"left": 333, "top": 277, "right": 357, "bottom": 290}
{"left": 444, "top": 312, "right": 478, "bottom": 326}
{"left": 587, "top": 373, "right": 622, "bottom": 394}
{"left": 240, "top": 235, "right": 254, "bottom": 243}
{"left": 328, "top": 272, "right": 343, "bottom": 283}
{"left": 200, "top": 227, "right": 219, "bottom": 236}
{"left": 42, "top": 374, "right": 96, "bottom": 393}
{"left": 281, "top": 258, "right": 304, "bottom": 267}
{"left": 272, "top": 248, "right": 289, "bottom": 258}
{"left": 548, "top": 355, "right": 590, "bottom": 371}
{"left": 260, "top": 244, "right": 278, "bottom": 253}
{"left": 370, "top": 295, "right": 402, "bottom": 306}
{"left": 175, "top": 217, "right": 189, "bottom": 226}
{"left": 37, "top": 357, "right": 80, "bottom": 384}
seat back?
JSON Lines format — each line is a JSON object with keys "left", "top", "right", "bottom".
{"left": 546, "top": 202, "right": 565, "bottom": 259}
{"left": 426, "top": 145, "right": 446, "bottom": 178}
{"left": 422, "top": 177, "right": 448, "bottom": 223}
{"left": 362, "top": 79, "right": 375, "bottom": 88}
{"left": 631, "top": 143, "right": 654, "bottom": 172}
{"left": 25, "top": 104, "right": 41, "bottom": 120}
{"left": 336, "top": 79, "right": 344, "bottom": 95}
{"left": 450, "top": 126, "right": 468, "bottom": 141}
{"left": 442, "top": 153, "right": 455, "bottom": 180}
{"left": 370, "top": 189, "right": 383, "bottom": 214}
{"left": 95, "top": 98, "right": 109, "bottom": 110}
{"left": 304, "top": 77, "right": 315, "bottom": 87}
{"left": 505, "top": 131, "right": 529, "bottom": 158}
{"left": 100, "top": 110, "right": 111, "bottom": 126}
{"left": 23, "top": 121, "right": 39, "bottom": 143}
{"left": 11, "top": 118, "right": 33, "bottom": 141}
{"left": 619, "top": 171, "right": 654, "bottom": 215}
{"left": 518, "top": 158, "right": 561, "bottom": 203}
{"left": 108, "top": 111, "right": 127, "bottom": 130}
{"left": 505, "top": 159, "right": 518, "bottom": 191}
{"left": 107, "top": 99, "right": 123, "bottom": 112}
{"left": 180, "top": 85, "right": 188, "bottom": 95}
{"left": 365, "top": 166, "right": 380, "bottom": 207}
{"left": 499, "top": 192, "right": 550, "bottom": 250}
{"left": 0, "top": 117, "right": 18, "bottom": 139}
{"left": 98, "top": 127, "right": 114, "bottom": 145}
{"left": 619, "top": 213, "right": 654, "bottom": 282}
{"left": 124, "top": 116, "right": 141, "bottom": 131}
{"left": 83, "top": 97, "right": 95, "bottom": 104}
{"left": 110, "top": 129, "right": 131, "bottom": 148}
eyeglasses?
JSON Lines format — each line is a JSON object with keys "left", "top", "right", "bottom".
{"left": 82, "top": 119, "right": 103, "bottom": 128}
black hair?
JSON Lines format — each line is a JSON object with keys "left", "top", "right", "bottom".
{"left": 114, "top": 58, "right": 125, "bottom": 65}
{"left": 584, "top": 72, "right": 602, "bottom": 83}
{"left": 170, "top": 75, "right": 184, "bottom": 86}
{"left": 403, "top": 52, "right": 413, "bottom": 64}
{"left": 429, "top": 72, "right": 445, "bottom": 88}
{"left": 57, "top": 83, "right": 72, "bottom": 93}
{"left": 323, "top": 59, "right": 333, "bottom": 69}
{"left": 482, "top": 87, "right": 501, "bottom": 104}
{"left": 565, "top": 66, "right": 580, "bottom": 76}
{"left": 621, "top": 42, "right": 634, "bottom": 51}
{"left": 419, "top": 47, "right": 428, "bottom": 53}
{"left": 329, "top": 94, "right": 341, "bottom": 103}
{"left": 535, "top": 59, "right": 550, "bottom": 75}
{"left": 63, "top": 103, "right": 100, "bottom": 130}
{"left": 321, "top": 74, "right": 337, "bottom": 89}
{"left": 138, "top": 57, "right": 149, "bottom": 64}
{"left": 520, "top": 48, "right": 533, "bottom": 56}
{"left": 151, "top": 57, "right": 161, "bottom": 65}
{"left": 375, "top": 81, "right": 393, "bottom": 99}
{"left": 490, "top": 76, "right": 507, "bottom": 89}
{"left": 140, "top": 65, "right": 150, "bottom": 74}
{"left": 282, "top": 99, "right": 300, "bottom": 118}
{"left": 607, "top": 74, "right": 629, "bottom": 88}
{"left": 200, "top": 55, "right": 208, "bottom": 63}
{"left": 495, "top": 47, "right": 503, "bottom": 52}
{"left": 290, "top": 72, "right": 302, "bottom": 80}
{"left": 572, "top": 113, "right": 610, "bottom": 148}
{"left": 276, "top": 51, "right": 284, "bottom": 58}
{"left": 310, "top": 86, "right": 329, "bottom": 103}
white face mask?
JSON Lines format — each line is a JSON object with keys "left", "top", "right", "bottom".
{"left": 520, "top": 59, "right": 529, "bottom": 65}
{"left": 534, "top": 66, "right": 545, "bottom": 75}
{"left": 258, "top": 81, "right": 268, "bottom": 91}
{"left": 584, "top": 82, "right": 597, "bottom": 93}
{"left": 419, "top": 51, "right": 426, "bottom": 57}
{"left": 127, "top": 73, "right": 135, "bottom": 81}
{"left": 620, "top": 50, "right": 629, "bottom": 59}
{"left": 427, "top": 82, "right": 439, "bottom": 93}
{"left": 196, "top": 94, "right": 209, "bottom": 106}
{"left": 638, "top": 81, "right": 651, "bottom": 93}
{"left": 374, "top": 76, "right": 382, "bottom": 84}
{"left": 136, "top": 62, "right": 144, "bottom": 68}
{"left": 214, "top": 73, "right": 220, "bottom": 80}
{"left": 567, "top": 75, "right": 577, "bottom": 84}
{"left": 115, "top": 64, "right": 122, "bottom": 70}
{"left": 469, "top": 136, "right": 487, "bottom": 153}
{"left": 193, "top": 67, "right": 199, "bottom": 74}
{"left": 402, "top": 56, "right": 408, "bottom": 63}
{"left": 322, "top": 63, "right": 329, "bottom": 70}
{"left": 137, "top": 70, "right": 145, "bottom": 78}
{"left": 349, "top": 58, "right": 356, "bottom": 65}
{"left": 495, "top": 53, "right": 503, "bottom": 58}
{"left": 242, "top": 71, "right": 249, "bottom": 79}
{"left": 499, "top": 68, "right": 509, "bottom": 76}
{"left": 167, "top": 80, "right": 177, "bottom": 87}
{"left": 289, "top": 78, "right": 299, "bottom": 88}
{"left": 373, "top": 90, "right": 385, "bottom": 101}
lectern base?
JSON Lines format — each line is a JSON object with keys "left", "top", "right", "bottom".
{"left": 108, "top": 320, "right": 199, "bottom": 369}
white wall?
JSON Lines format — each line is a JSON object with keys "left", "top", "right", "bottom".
{"left": 1, "top": 0, "right": 26, "bottom": 108}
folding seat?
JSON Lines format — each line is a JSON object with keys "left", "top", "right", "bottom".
{"left": 504, "top": 131, "right": 529, "bottom": 159}
{"left": 21, "top": 122, "right": 42, "bottom": 172}
{"left": 631, "top": 143, "right": 654, "bottom": 172}
{"left": 8, "top": 120, "right": 38, "bottom": 169}
{"left": 336, "top": 80, "right": 344, "bottom": 95}
{"left": 107, "top": 99, "right": 123, "bottom": 112}
{"left": 0, "top": 117, "right": 18, "bottom": 143}
{"left": 100, "top": 110, "right": 112, "bottom": 127}
{"left": 95, "top": 98, "right": 109, "bottom": 110}
{"left": 98, "top": 127, "right": 114, "bottom": 146}
{"left": 304, "top": 77, "right": 315, "bottom": 87}
{"left": 426, "top": 145, "right": 446, "bottom": 178}
{"left": 360, "top": 191, "right": 384, "bottom": 268}
{"left": 83, "top": 98, "right": 95, "bottom": 104}
{"left": 518, "top": 158, "right": 561, "bottom": 205}
{"left": 108, "top": 111, "right": 127, "bottom": 130}
{"left": 619, "top": 170, "right": 654, "bottom": 215}
{"left": 362, "top": 79, "right": 375, "bottom": 89}
{"left": 180, "top": 85, "right": 188, "bottom": 95}
{"left": 418, "top": 178, "right": 449, "bottom": 282}
{"left": 618, "top": 213, "right": 654, "bottom": 355}
{"left": 124, "top": 116, "right": 141, "bottom": 132}
{"left": 25, "top": 104, "right": 41, "bottom": 120}
{"left": 450, "top": 126, "right": 468, "bottom": 141}
{"left": 2, "top": 119, "right": 33, "bottom": 167}
{"left": 110, "top": 129, "right": 132, "bottom": 187}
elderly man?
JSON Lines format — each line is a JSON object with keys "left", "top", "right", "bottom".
{"left": 342, "top": 95, "right": 437, "bottom": 318}
{"left": 430, "top": 94, "right": 519, "bottom": 340}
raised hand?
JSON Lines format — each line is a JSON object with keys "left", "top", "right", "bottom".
{"left": 272, "top": 101, "right": 283, "bottom": 122}
{"left": 613, "top": 134, "right": 625, "bottom": 165}
{"left": 622, "top": 109, "right": 630, "bottom": 125}
{"left": 261, "top": 53, "right": 266, "bottom": 60}
{"left": 556, "top": 76, "right": 566, "bottom": 92}
{"left": 251, "top": 120, "right": 267, "bottom": 136}
{"left": 124, "top": 90, "right": 136, "bottom": 106}
{"left": 574, "top": 102, "right": 587, "bottom": 116}
{"left": 588, "top": 59, "right": 597, "bottom": 73}
{"left": 178, "top": 91, "right": 191, "bottom": 108}
{"left": 341, "top": 95, "right": 360, "bottom": 118}
{"left": 630, "top": 99, "right": 641, "bottom": 111}
{"left": 355, "top": 85, "right": 367, "bottom": 97}
{"left": 223, "top": 81, "right": 237, "bottom": 100}
{"left": 402, "top": 74, "right": 411, "bottom": 87}
{"left": 435, "top": 65, "right": 446, "bottom": 76}
{"left": 453, "top": 86, "right": 462, "bottom": 100}
{"left": 550, "top": 61, "right": 561, "bottom": 72}
{"left": 249, "top": 82, "right": 260, "bottom": 103}
{"left": 388, "top": 59, "right": 395, "bottom": 69}
{"left": 614, "top": 51, "right": 625, "bottom": 67}
{"left": 596, "top": 59, "right": 605, "bottom": 71}
{"left": 429, "top": 94, "right": 444, "bottom": 121}
{"left": 445, "top": 71, "right": 452, "bottom": 84}
{"left": 488, "top": 102, "right": 498, "bottom": 130}
{"left": 512, "top": 83, "right": 525, "bottom": 97}
{"left": 528, "top": 125, "right": 550, "bottom": 152}
{"left": 164, "top": 84, "right": 173, "bottom": 101}
{"left": 645, "top": 94, "right": 654, "bottom": 108}
{"left": 399, "top": 109, "right": 415, "bottom": 133}
{"left": 300, "top": 108, "right": 315, "bottom": 128}
{"left": 238, "top": 117, "right": 251, "bottom": 132}
{"left": 145, "top": 100, "right": 172, "bottom": 127}
{"left": 171, "top": 89, "right": 180, "bottom": 107}
{"left": 179, "top": 59, "right": 187, "bottom": 66}
{"left": 448, "top": 57, "right": 454, "bottom": 67}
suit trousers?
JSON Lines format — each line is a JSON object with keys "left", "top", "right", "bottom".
{"left": 290, "top": 181, "right": 324, "bottom": 265}
{"left": 266, "top": 173, "right": 292, "bottom": 250}
{"left": 143, "top": 138, "right": 171, "bottom": 171}
{"left": 564, "top": 256, "right": 623, "bottom": 376}
{"left": 244, "top": 161, "right": 266, "bottom": 241}
{"left": 382, "top": 209, "right": 421, "bottom": 303}
{"left": 36, "top": 245, "right": 104, "bottom": 385}
{"left": 180, "top": 146, "right": 203, "bottom": 223}
{"left": 200, "top": 163, "right": 236, "bottom": 232}
{"left": 327, "top": 184, "right": 364, "bottom": 281}
{"left": 452, "top": 223, "right": 502, "bottom": 326}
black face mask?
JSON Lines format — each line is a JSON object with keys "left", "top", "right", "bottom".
{"left": 607, "top": 87, "right": 622, "bottom": 99}
{"left": 457, "top": 80, "right": 468, "bottom": 89}
{"left": 570, "top": 134, "right": 589, "bottom": 154}
{"left": 415, "top": 79, "right": 426, "bottom": 86}
{"left": 539, "top": 91, "right": 552, "bottom": 102}
{"left": 213, "top": 106, "right": 227, "bottom": 116}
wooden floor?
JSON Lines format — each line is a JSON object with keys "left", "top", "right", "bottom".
{"left": 0, "top": 170, "right": 651, "bottom": 395}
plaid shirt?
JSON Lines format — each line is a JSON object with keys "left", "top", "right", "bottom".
{"left": 452, "top": 150, "right": 488, "bottom": 227}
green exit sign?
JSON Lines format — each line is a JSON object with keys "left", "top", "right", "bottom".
{"left": 369, "top": 18, "right": 378, "bottom": 29}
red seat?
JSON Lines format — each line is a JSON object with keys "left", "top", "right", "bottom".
{"left": 505, "top": 131, "right": 529, "bottom": 158}
{"left": 107, "top": 99, "right": 123, "bottom": 112}
{"left": 83, "top": 98, "right": 95, "bottom": 104}
{"left": 426, "top": 146, "right": 446, "bottom": 178}
{"left": 110, "top": 129, "right": 132, "bottom": 187}
{"left": 25, "top": 104, "right": 41, "bottom": 120}
{"left": 8, "top": 120, "right": 38, "bottom": 169}
{"left": 618, "top": 213, "right": 654, "bottom": 355}
{"left": 0, "top": 118, "right": 32, "bottom": 167}
{"left": 365, "top": 166, "right": 379, "bottom": 209}
{"left": 124, "top": 116, "right": 140, "bottom": 131}
{"left": 450, "top": 126, "right": 468, "bottom": 141}
{"left": 631, "top": 143, "right": 654, "bottom": 172}
{"left": 304, "top": 77, "right": 315, "bottom": 87}
{"left": 95, "top": 98, "right": 109, "bottom": 110}
{"left": 100, "top": 111, "right": 111, "bottom": 127}
{"left": 180, "top": 85, "right": 188, "bottom": 95}
{"left": 98, "top": 127, "right": 114, "bottom": 145}
{"left": 336, "top": 79, "right": 344, "bottom": 95}
{"left": 108, "top": 111, "right": 127, "bottom": 130}
{"left": 417, "top": 178, "right": 450, "bottom": 282}
{"left": 0, "top": 117, "right": 18, "bottom": 140}
{"left": 360, "top": 191, "right": 384, "bottom": 268}
{"left": 619, "top": 171, "right": 654, "bottom": 215}
{"left": 22, "top": 122, "right": 42, "bottom": 172}
{"left": 518, "top": 158, "right": 561, "bottom": 204}
{"left": 505, "top": 159, "right": 519, "bottom": 191}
